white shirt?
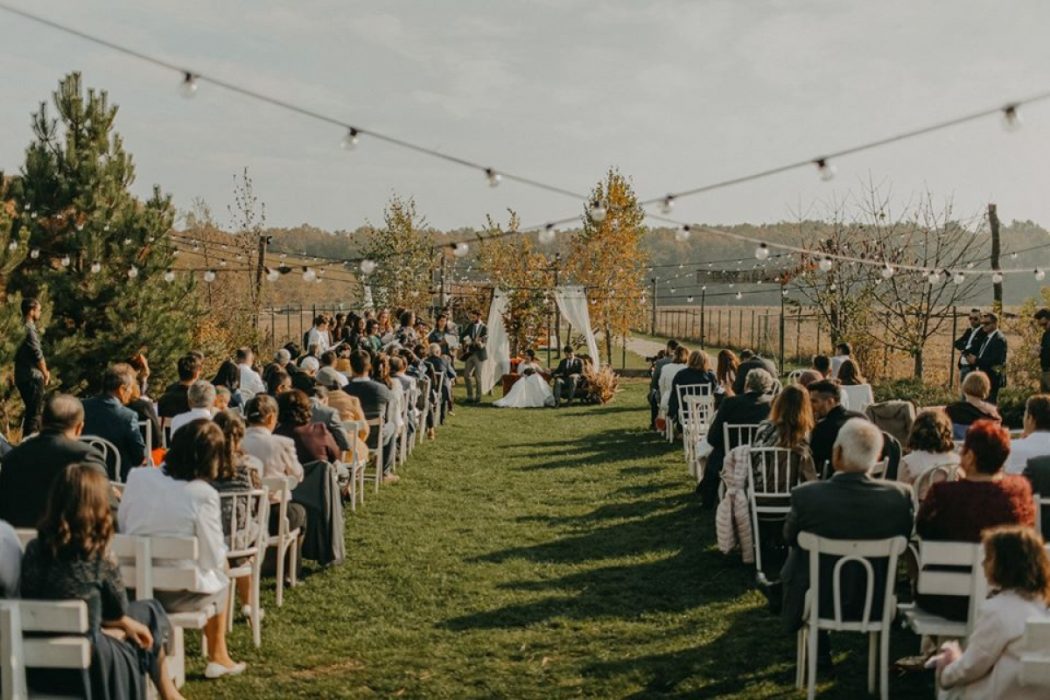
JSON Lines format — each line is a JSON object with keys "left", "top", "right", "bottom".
{"left": 305, "top": 327, "right": 330, "bottom": 353}
{"left": 1005, "top": 431, "right": 1050, "bottom": 474}
{"left": 829, "top": 355, "right": 849, "bottom": 379}
{"left": 0, "top": 520, "right": 21, "bottom": 598}
{"left": 117, "top": 467, "right": 228, "bottom": 595}
{"left": 238, "top": 363, "right": 267, "bottom": 399}
{"left": 170, "top": 407, "right": 213, "bottom": 437}
{"left": 839, "top": 384, "right": 875, "bottom": 415}
{"left": 242, "top": 426, "right": 304, "bottom": 488}
{"left": 897, "top": 449, "right": 960, "bottom": 485}
{"left": 940, "top": 590, "right": 1050, "bottom": 699}
{"left": 658, "top": 363, "right": 686, "bottom": 411}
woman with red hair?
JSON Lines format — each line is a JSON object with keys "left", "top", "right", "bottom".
{"left": 915, "top": 420, "right": 1035, "bottom": 620}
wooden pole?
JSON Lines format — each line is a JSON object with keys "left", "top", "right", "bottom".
{"left": 650, "top": 277, "right": 657, "bottom": 336}
{"left": 700, "top": 288, "right": 706, "bottom": 348}
{"left": 989, "top": 203, "right": 1003, "bottom": 312}
{"left": 949, "top": 305, "right": 958, "bottom": 388}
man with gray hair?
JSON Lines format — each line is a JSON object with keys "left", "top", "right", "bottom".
{"left": 170, "top": 380, "right": 216, "bottom": 435}
{"left": 82, "top": 363, "right": 147, "bottom": 478}
{"left": 698, "top": 367, "right": 776, "bottom": 507}
{"left": 780, "top": 418, "right": 913, "bottom": 668}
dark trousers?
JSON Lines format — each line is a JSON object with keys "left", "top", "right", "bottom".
{"left": 553, "top": 375, "right": 580, "bottom": 404}
{"left": 649, "top": 388, "right": 660, "bottom": 428}
{"left": 16, "top": 375, "right": 44, "bottom": 436}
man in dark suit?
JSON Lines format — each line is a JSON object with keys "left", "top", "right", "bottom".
{"left": 698, "top": 368, "right": 774, "bottom": 507}
{"left": 82, "top": 363, "right": 146, "bottom": 480}
{"left": 1025, "top": 455, "right": 1050, "bottom": 541}
{"left": 953, "top": 308, "right": 985, "bottom": 386}
{"left": 780, "top": 418, "right": 913, "bottom": 665}
{"left": 0, "top": 394, "right": 107, "bottom": 527}
{"left": 808, "top": 380, "right": 866, "bottom": 479}
{"left": 551, "top": 346, "right": 584, "bottom": 407}
{"left": 341, "top": 349, "right": 397, "bottom": 482}
{"left": 968, "top": 312, "right": 1007, "bottom": 403}
{"left": 157, "top": 353, "right": 202, "bottom": 418}
{"left": 14, "top": 297, "right": 48, "bottom": 436}
{"left": 732, "top": 349, "right": 778, "bottom": 396}
{"left": 459, "top": 309, "right": 488, "bottom": 403}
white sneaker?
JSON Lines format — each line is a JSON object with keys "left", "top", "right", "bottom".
{"left": 241, "top": 605, "right": 265, "bottom": 621}
{"left": 204, "top": 661, "right": 247, "bottom": 679}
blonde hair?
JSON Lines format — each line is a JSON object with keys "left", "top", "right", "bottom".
{"left": 962, "top": 371, "right": 991, "bottom": 400}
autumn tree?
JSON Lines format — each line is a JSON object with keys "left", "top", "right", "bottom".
{"left": 564, "top": 169, "right": 648, "bottom": 363}
{"left": 361, "top": 195, "right": 434, "bottom": 311}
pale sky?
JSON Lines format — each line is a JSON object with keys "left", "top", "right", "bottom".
{"left": 2, "top": 0, "right": 1049, "bottom": 233}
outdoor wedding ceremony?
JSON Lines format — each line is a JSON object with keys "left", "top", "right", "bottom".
{"left": 3, "top": 1, "right": 1050, "bottom": 698}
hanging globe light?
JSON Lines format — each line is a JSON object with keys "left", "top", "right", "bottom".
{"left": 675, "top": 225, "right": 691, "bottom": 242}
{"left": 453, "top": 242, "right": 469, "bottom": 258}
{"left": 360, "top": 259, "right": 377, "bottom": 275}
{"left": 163, "top": 270, "right": 175, "bottom": 283}
{"left": 755, "top": 243, "right": 770, "bottom": 260}
{"left": 991, "top": 272, "right": 1004, "bottom": 284}
{"left": 203, "top": 269, "right": 216, "bottom": 282}
{"left": 818, "top": 257, "right": 833, "bottom": 272}
{"left": 90, "top": 262, "right": 101, "bottom": 274}
{"left": 127, "top": 266, "right": 139, "bottom": 279}
{"left": 538, "top": 225, "right": 556, "bottom": 245}
{"left": 589, "top": 200, "right": 606, "bottom": 222}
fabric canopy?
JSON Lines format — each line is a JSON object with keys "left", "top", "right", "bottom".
{"left": 481, "top": 288, "right": 511, "bottom": 396}
{"left": 555, "top": 286, "right": 600, "bottom": 368}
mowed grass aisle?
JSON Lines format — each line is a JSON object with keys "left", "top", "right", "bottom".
{"left": 186, "top": 381, "right": 933, "bottom": 698}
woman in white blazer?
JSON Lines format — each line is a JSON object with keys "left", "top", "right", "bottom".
{"left": 932, "top": 526, "right": 1050, "bottom": 699}
{"left": 119, "top": 419, "right": 246, "bottom": 680}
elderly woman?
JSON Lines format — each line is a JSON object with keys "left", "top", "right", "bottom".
{"left": 916, "top": 420, "right": 1035, "bottom": 621}
{"left": 170, "top": 380, "right": 216, "bottom": 435}
{"left": 946, "top": 371, "right": 1001, "bottom": 439}
{"left": 274, "top": 389, "right": 341, "bottom": 466}
{"left": 899, "top": 409, "right": 960, "bottom": 489}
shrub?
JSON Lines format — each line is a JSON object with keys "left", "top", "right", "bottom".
{"left": 872, "top": 378, "right": 956, "bottom": 408}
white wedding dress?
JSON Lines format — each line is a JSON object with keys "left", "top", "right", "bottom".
{"left": 494, "top": 362, "right": 555, "bottom": 408}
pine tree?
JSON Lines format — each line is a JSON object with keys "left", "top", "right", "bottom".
{"left": 361, "top": 194, "right": 434, "bottom": 311}
{"left": 9, "top": 73, "right": 196, "bottom": 393}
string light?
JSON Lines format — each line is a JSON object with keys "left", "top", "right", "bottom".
{"left": 90, "top": 262, "right": 101, "bottom": 274}
{"left": 735, "top": 291, "right": 743, "bottom": 300}
{"left": 163, "top": 269, "right": 175, "bottom": 283}
{"left": 341, "top": 128, "right": 359, "bottom": 150}
{"left": 818, "top": 257, "right": 833, "bottom": 272}
{"left": 202, "top": 269, "right": 216, "bottom": 282}
{"left": 127, "top": 265, "right": 139, "bottom": 279}
{"left": 453, "top": 242, "right": 469, "bottom": 258}
{"left": 485, "top": 169, "right": 501, "bottom": 187}
{"left": 755, "top": 243, "right": 770, "bottom": 261}
{"left": 179, "top": 72, "right": 197, "bottom": 98}
{"left": 538, "top": 224, "right": 556, "bottom": 245}
{"left": 302, "top": 267, "right": 317, "bottom": 282}
{"left": 29, "top": 249, "right": 39, "bottom": 259}
{"left": 928, "top": 270, "right": 943, "bottom": 285}
{"left": 589, "top": 200, "right": 606, "bottom": 223}
{"left": 953, "top": 272, "right": 966, "bottom": 284}
{"left": 1036, "top": 268, "right": 1046, "bottom": 282}
{"left": 881, "top": 264, "right": 894, "bottom": 279}
{"left": 6, "top": 241, "right": 16, "bottom": 251}
{"left": 1002, "top": 104, "right": 1021, "bottom": 132}
{"left": 687, "top": 296, "right": 694, "bottom": 303}
{"left": 992, "top": 272, "right": 1004, "bottom": 284}
{"left": 660, "top": 195, "right": 675, "bottom": 214}
{"left": 675, "top": 225, "right": 691, "bottom": 242}
{"left": 360, "top": 259, "right": 377, "bottom": 274}
{"left": 266, "top": 267, "right": 280, "bottom": 282}
{"left": 59, "top": 255, "right": 70, "bottom": 267}
{"left": 815, "top": 158, "right": 836, "bottom": 181}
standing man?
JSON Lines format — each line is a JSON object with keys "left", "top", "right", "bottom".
{"left": 1035, "top": 309, "right": 1050, "bottom": 392}
{"left": 15, "top": 297, "right": 48, "bottom": 436}
{"left": 459, "top": 309, "right": 487, "bottom": 403}
{"left": 953, "top": 308, "right": 985, "bottom": 386}
{"left": 552, "top": 346, "right": 583, "bottom": 407}
{"left": 968, "top": 312, "right": 1008, "bottom": 403}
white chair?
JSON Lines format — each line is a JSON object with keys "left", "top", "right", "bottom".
{"left": 14, "top": 528, "right": 36, "bottom": 549}
{"left": 868, "top": 458, "right": 889, "bottom": 480}
{"left": 396, "top": 388, "right": 411, "bottom": 469}
{"left": 746, "top": 446, "right": 804, "bottom": 585}
{"left": 1034, "top": 492, "right": 1050, "bottom": 537}
{"left": 365, "top": 415, "right": 386, "bottom": 494}
{"left": 1020, "top": 618, "right": 1050, "bottom": 687}
{"left": 218, "top": 488, "right": 269, "bottom": 648}
{"left": 898, "top": 541, "right": 987, "bottom": 641}
{"left": 415, "top": 376, "right": 432, "bottom": 447}
{"left": 677, "top": 385, "right": 714, "bottom": 472}
{"left": 794, "top": 533, "right": 907, "bottom": 700}
{"left": 159, "top": 417, "right": 172, "bottom": 449}
{"left": 432, "top": 372, "right": 446, "bottom": 426}
{"left": 786, "top": 369, "right": 804, "bottom": 384}
{"left": 716, "top": 424, "right": 762, "bottom": 498}
{"left": 138, "top": 420, "right": 154, "bottom": 466}
{"left": 261, "top": 475, "right": 302, "bottom": 608}
{"left": 341, "top": 419, "right": 368, "bottom": 511}
{"left": 0, "top": 599, "right": 92, "bottom": 700}
{"left": 911, "top": 464, "right": 961, "bottom": 510}
{"left": 79, "top": 435, "right": 122, "bottom": 483}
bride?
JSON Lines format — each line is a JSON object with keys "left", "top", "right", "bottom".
{"left": 495, "top": 349, "right": 555, "bottom": 408}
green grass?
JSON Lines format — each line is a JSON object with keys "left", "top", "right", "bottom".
{"left": 184, "top": 381, "right": 934, "bottom": 698}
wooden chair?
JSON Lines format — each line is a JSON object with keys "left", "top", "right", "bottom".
{"left": 261, "top": 476, "right": 302, "bottom": 608}
{"left": 898, "top": 541, "right": 987, "bottom": 642}
{"left": 795, "top": 533, "right": 908, "bottom": 700}
{"left": 79, "top": 435, "right": 122, "bottom": 483}
{"left": 0, "top": 599, "right": 92, "bottom": 700}
{"left": 1020, "top": 618, "right": 1050, "bottom": 688}
{"left": 341, "top": 419, "right": 368, "bottom": 511}
{"left": 746, "top": 446, "right": 805, "bottom": 586}
{"left": 218, "top": 488, "right": 270, "bottom": 648}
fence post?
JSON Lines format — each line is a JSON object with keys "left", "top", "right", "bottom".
{"left": 737, "top": 308, "right": 743, "bottom": 348}
{"left": 270, "top": 308, "right": 276, "bottom": 356}
{"left": 949, "top": 305, "right": 958, "bottom": 389}
{"left": 716, "top": 308, "right": 722, "bottom": 347}
{"left": 700, "top": 289, "right": 706, "bottom": 348}
{"left": 815, "top": 314, "right": 821, "bottom": 356}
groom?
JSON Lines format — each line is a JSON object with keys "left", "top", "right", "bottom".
{"left": 459, "top": 308, "right": 488, "bottom": 403}
{"left": 552, "top": 345, "right": 583, "bottom": 407}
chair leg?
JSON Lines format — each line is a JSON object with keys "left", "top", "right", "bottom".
{"left": 252, "top": 565, "right": 262, "bottom": 648}
{"left": 879, "top": 629, "right": 890, "bottom": 700}
{"left": 807, "top": 623, "right": 818, "bottom": 700}
{"left": 275, "top": 542, "right": 286, "bottom": 608}
{"left": 226, "top": 580, "right": 235, "bottom": 633}
{"left": 171, "top": 627, "right": 186, "bottom": 688}
{"left": 795, "top": 628, "right": 806, "bottom": 689}
{"left": 868, "top": 631, "right": 876, "bottom": 695}
{"left": 289, "top": 539, "right": 299, "bottom": 588}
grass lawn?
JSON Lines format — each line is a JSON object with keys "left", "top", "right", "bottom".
{"left": 184, "top": 380, "right": 934, "bottom": 698}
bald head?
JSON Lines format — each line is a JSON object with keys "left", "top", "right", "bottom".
{"left": 42, "top": 394, "right": 84, "bottom": 437}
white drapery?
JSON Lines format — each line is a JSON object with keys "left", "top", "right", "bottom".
{"left": 555, "top": 286, "right": 600, "bottom": 368}
{"left": 481, "top": 289, "right": 511, "bottom": 396}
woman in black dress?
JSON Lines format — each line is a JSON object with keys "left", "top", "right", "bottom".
{"left": 20, "top": 463, "right": 183, "bottom": 700}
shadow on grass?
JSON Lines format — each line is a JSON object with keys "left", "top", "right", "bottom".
{"left": 513, "top": 429, "right": 678, "bottom": 471}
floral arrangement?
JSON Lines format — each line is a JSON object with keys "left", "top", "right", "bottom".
{"left": 583, "top": 364, "right": 620, "bottom": 404}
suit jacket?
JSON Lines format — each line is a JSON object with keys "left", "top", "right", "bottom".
{"left": 82, "top": 394, "right": 147, "bottom": 479}
{"left": 1023, "top": 456, "right": 1050, "bottom": 541}
{"left": 953, "top": 326, "right": 985, "bottom": 368}
{"left": 810, "top": 405, "right": 866, "bottom": 479}
{"left": 0, "top": 433, "right": 107, "bottom": 527}
{"left": 780, "top": 472, "right": 914, "bottom": 631}
{"left": 975, "top": 329, "right": 1008, "bottom": 383}
{"left": 553, "top": 357, "right": 583, "bottom": 379}
{"left": 459, "top": 321, "right": 488, "bottom": 361}
{"left": 310, "top": 399, "right": 350, "bottom": 452}
{"left": 157, "top": 383, "right": 191, "bottom": 418}
{"left": 732, "top": 355, "right": 778, "bottom": 395}
{"left": 707, "top": 391, "right": 773, "bottom": 453}
{"left": 341, "top": 379, "right": 395, "bottom": 447}
{"left": 14, "top": 321, "right": 44, "bottom": 383}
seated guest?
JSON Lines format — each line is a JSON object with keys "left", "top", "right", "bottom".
{"left": 657, "top": 345, "right": 690, "bottom": 415}
{"left": 898, "top": 409, "right": 960, "bottom": 490}
{"left": 119, "top": 420, "right": 245, "bottom": 678}
{"left": 317, "top": 350, "right": 348, "bottom": 390}
{"left": 699, "top": 368, "right": 775, "bottom": 508}
{"left": 293, "top": 355, "right": 320, "bottom": 394}
{"left": 808, "top": 380, "right": 866, "bottom": 479}
{"left": 157, "top": 353, "right": 202, "bottom": 418}
{"left": 82, "top": 362, "right": 147, "bottom": 479}
{"left": 650, "top": 340, "right": 680, "bottom": 427}
{"left": 21, "top": 464, "right": 183, "bottom": 698}
{"left": 342, "top": 349, "right": 398, "bottom": 482}
{"left": 236, "top": 347, "right": 266, "bottom": 400}
{"left": 1006, "top": 394, "right": 1050, "bottom": 474}
{"left": 916, "top": 420, "right": 1035, "bottom": 621}
{"left": 932, "top": 526, "right": 1050, "bottom": 699}
{"left": 395, "top": 310, "right": 419, "bottom": 347}
{"left": 126, "top": 378, "right": 161, "bottom": 451}
{"left": 0, "top": 519, "right": 19, "bottom": 598}
{"left": 732, "top": 348, "right": 778, "bottom": 396}
{"left": 946, "top": 371, "right": 1001, "bottom": 439}
{"left": 274, "top": 389, "right": 341, "bottom": 466}
{"left": 211, "top": 359, "right": 243, "bottom": 409}
{"left": 309, "top": 385, "right": 352, "bottom": 453}
{"left": 812, "top": 354, "right": 831, "bottom": 379}
{"left": 170, "top": 380, "right": 216, "bottom": 435}
{"left": 214, "top": 386, "right": 233, "bottom": 411}
{"left": 781, "top": 419, "right": 914, "bottom": 667}
{"left": 837, "top": 358, "right": 875, "bottom": 413}
{"left": 715, "top": 349, "right": 739, "bottom": 401}
{"left": 751, "top": 384, "right": 818, "bottom": 487}
{"left": 0, "top": 394, "right": 107, "bottom": 527}
{"left": 667, "top": 350, "right": 718, "bottom": 426}
{"left": 390, "top": 356, "right": 418, "bottom": 435}
{"left": 829, "top": 341, "right": 852, "bottom": 379}
{"left": 241, "top": 395, "right": 307, "bottom": 538}
{"left": 262, "top": 348, "right": 292, "bottom": 387}
{"left": 267, "top": 368, "right": 292, "bottom": 397}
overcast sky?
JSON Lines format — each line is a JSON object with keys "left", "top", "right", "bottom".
{"left": 2, "top": 0, "right": 1049, "bottom": 233}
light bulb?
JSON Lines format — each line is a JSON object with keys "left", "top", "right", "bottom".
{"left": 341, "top": 128, "right": 359, "bottom": 150}
{"left": 360, "top": 259, "right": 377, "bottom": 274}
{"left": 180, "top": 72, "right": 198, "bottom": 98}
{"left": 219, "top": 259, "right": 227, "bottom": 267}
{"left": 675, "top": 225, "right": 691, "bottom": 242}
{"left": 1002, "top": 105, "right": 1021, "bottom": 132}
{"left": 669, "top": 287, "right": 676, "bottom": 294}
{"left": 163, "top": 270, "right": 175, "bottom": 283}
{"left": 953, "top": 272, "right": 965, "bottom": 284}
{"left": 881, "top": 264, "right": 894, "bottom": 279}
{"left": 687, "top": 296, "right": 694, "bottom": 303}
{"left": 453, "top": 242, "right": 469, "bottom": 258}
{"left": 60, "top": 255, "right": 71, "bottom": 267}
{"left": 815, "top": 158, "right": 836, "bottom": 181}
{"left": 660, "top": 195, "right": 675, "bottom": 214}
{"left": 123, "top": 238, "right": 132, "bottom": 246}
{"left": 29, "top": 249, "right": 39, "bottom": 259}
{"left": 302, "top": 268, "right": 317, "bottom": 282}
{"left": 485, "top": 168, "right": 501, "bottom": 187}
{"left": 928, "top": 270, "right": 943, "bottom": 285}
{"left": 992, "top": 272, "right": 1004, "bottom": 284}
{"left": 266, "top": 268, "right": 280, "bottom": 282}
{"left": 701, "top": 285, "right": 707, "bottom": 291}
{"left": 127, "top": 266, "right": 139, "bottom": 279}
{"left": 829, "top": 283, "right": 837, "bottom": 291}
{"left": 818, "top": 257, "right": 833, "bottom": 272}
{"left": 735, "top": 291, "right": 743, "bottom": 300}
{"left": 589, "top": 200, "right": 606, "bottom": 223}
{"left": 782, "top": 289, "right": 789, "bottom": 297}
{"left": 7, "top": 241, "right": 17, "bottom": 251}
{"left": 755, "top": 243, "right": 770, "bottom": 260}
{"left": 539, "top": 225, "right": 556, "bottom": 245}
{"left": 1037, "top": 269, "right": 1046, "bottom": 282}
{"left": 90, "top": 262, "right": 101, "bottom": 274}
{"left": 203, "top": 269, "right": 216, "bottom": 282}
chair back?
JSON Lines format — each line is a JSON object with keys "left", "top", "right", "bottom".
{"left": 723, "top": 423, "right": 761, "bottom": 452}
{"left": 367, "top": 414, "right": 385, "bottom": 470}
{"left": 14, "top": 529, "right": 36, "bottom": 550}
{"left": 912, "top": 464, "right": 961, "bottom": 508}
{"left": 786, "top": 369, "right": 804, "bottom": 384}
{"left": 797, "top": 532, "right": 907, "bottom": 631}
{"left": 217, "top": 488, "right": 269, "bottom": 560}
{"left": 0, "top": 599, "right": 91, "bottom": 699}
{"left": 680, "top": 390, "right": 715, "bottom": 430}
{"left": 748, "top": 446, "right": 805, "bottom": 501}
{"left": 79, "top": 435, "right": 122, "bottom": 483}
{"left": 262, "top": 475, "right": 299, "bottom": 540}
{"left": 869, "top": 458, "right": 889, "bottom": 480}
{"left": 111, "top": 534, "right": 201, "bottom": 597}
{"left": 137, "top": 420, "right": 154, "bottom": 466}
{"left": 159, "top": 416, "right": 173, "bottom": 448}
{"left": 1020, "top": 618, "right": 1050, "bottom": 687}
{"left": 914, "top": 540, "right": 988, "bottom": 635}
